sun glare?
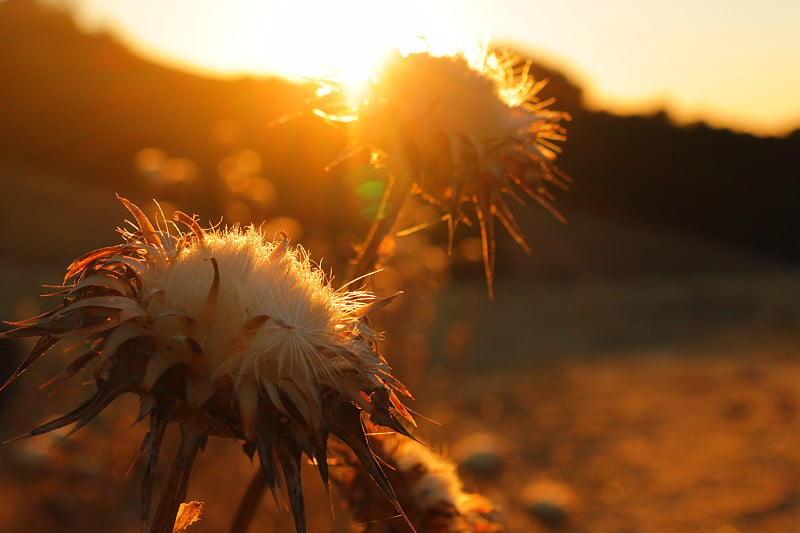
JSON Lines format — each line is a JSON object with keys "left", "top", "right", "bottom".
{"left": 192, "top": 1, "right": 472, "bottom": 85}
{"left": 75, "top": 0, "right": 475, "bottom": 87}
{"left": 254, "top": 3, "right": 472, "bottom": 89}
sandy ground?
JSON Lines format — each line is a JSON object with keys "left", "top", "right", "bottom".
{"left": 423, "top": 272, "right": 800, "bottom": 533}
{"left": 1, "top": 269, "right": 799, "bottom": 533}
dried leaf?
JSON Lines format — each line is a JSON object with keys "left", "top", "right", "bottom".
{"left": 172, "top": 501, "right": 203, "bottom": 532}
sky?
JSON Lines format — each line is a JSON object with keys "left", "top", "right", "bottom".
{"left": 56, "top": 0, "right": 800, "bottom": 137}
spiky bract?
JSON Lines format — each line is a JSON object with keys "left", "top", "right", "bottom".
{"left": 1, "top": 197, "right": 414, "bottom": 533}
{"left": 317, "top": 48, "right": 569, "bottom": 295}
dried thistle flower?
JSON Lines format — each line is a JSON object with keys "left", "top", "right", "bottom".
{"left": 333, "top": 429, "right": 506, "bottom": 532}
{"left": 1, "top": 196, "right": 415, "bottom": 533}
{"left": 316, "top": 48, "right": 570, "bottom": 295}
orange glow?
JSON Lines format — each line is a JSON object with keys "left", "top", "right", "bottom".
{"left": 77, "top": 0, "right": 474, "bottom": 87}
{"left": 71, "top": 0, "right": 800, "bottom": 137}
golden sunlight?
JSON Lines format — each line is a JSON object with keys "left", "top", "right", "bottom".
{"left": 229, "top": 1, "right": 396, "bottom": 81}
{"left": 80, "top": 0, "right": 475, "bottom": 84}
{"left": 71, "top": 0, "right": 800, "bottom": 136}
{"left": 248, "top": 2, "right": 472, "bottom": 85}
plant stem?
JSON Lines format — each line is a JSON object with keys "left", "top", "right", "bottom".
{"left": 349, "top": 174, "right": 410, "bottom": 285}
{"left": 228, "top": 469, "right": 268, "bottom": 533}
{"left": 149, "top": 426, "right": 205, "bottom": 533}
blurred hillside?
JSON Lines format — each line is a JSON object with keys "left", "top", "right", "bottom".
{"left": 1, "top": 0, "right": 798, "bottom": 273}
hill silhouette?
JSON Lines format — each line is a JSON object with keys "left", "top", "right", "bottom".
{"left": 1, "top": 0, "right": 798, "bottom": 267}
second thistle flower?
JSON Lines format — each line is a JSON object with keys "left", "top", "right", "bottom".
{"left": 317, "top": 48, "right": 570, "bottom": 295}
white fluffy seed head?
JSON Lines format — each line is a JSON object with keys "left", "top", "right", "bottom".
{"left": 139, "top": 225, "right": 378, "bottom": 391}
{"left": 389, "top": 436, "right": 464, "bottom": 509}
{"left": 374, "top": 433, "right": 500, "bottom": 521}
{"left": 318, "top": 47, "right": 567, "bottom": 177}
{"left": 362, "top": 51, "right": 532, "bottom": 148}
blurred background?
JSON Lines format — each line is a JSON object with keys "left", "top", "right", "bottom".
{"left": 1, "top": 1, "right": 799, "bottom": 531}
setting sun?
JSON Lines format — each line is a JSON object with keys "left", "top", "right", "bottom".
{"left": 72, "top": 0, "right": 475, "bottom": 83}
{"left": 69, "top": 0, "right": 800, "bottom": 136}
